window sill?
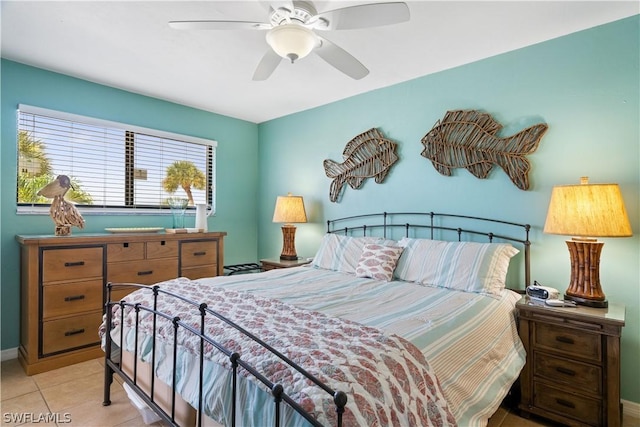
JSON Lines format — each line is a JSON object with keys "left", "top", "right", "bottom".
{"left": 16, "top": 206, "right": 193, "bottom": 216}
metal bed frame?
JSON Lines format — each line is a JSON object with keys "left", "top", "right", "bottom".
{"left": 102, "top": 283, "right": 348, "bottom": 427}
{"left": 102, "top": 211, "right": 531, "bottom": 427}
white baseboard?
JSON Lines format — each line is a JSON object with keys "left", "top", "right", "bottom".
{"left": 623, "top": 399, "right": 640, "bottom": 418}
{"left": 1, "top": 347, "right": 18, "bottom": 362}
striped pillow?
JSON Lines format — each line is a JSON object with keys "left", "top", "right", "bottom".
{"left": 394, "top": 238, "right": 519, "bottom": 295}
{"left": 311, "top": 234, "right": 389, "bottom": 274}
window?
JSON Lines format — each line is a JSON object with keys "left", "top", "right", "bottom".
{"left": 17, "top": 105, "right": 216, "bottom": 213}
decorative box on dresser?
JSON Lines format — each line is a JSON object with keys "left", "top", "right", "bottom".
{"left": 16, "top": 231, "right": 226, "bottom": 375}
{"left": 516, "top": 297, "right": 625, "bottom": 427}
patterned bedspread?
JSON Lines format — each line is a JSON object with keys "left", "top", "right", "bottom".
{"left": 107, "top": 278, "right": 456, "bottom": 426}
{"left": 201, "top": 266, "right": 525, "bottom": 427}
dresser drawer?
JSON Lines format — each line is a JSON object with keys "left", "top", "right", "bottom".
{"left": 181, "top": 265, "right": 217, "bottom": 280}
{"left": 109, "top": 284, "right": 145, "bottom": 302}
{"left": 108, "top": 259, "right": 178, "bottom": 285}
{"left": 42, "top": 311, "right": 102, "bottom": 355}
{"left": 534, "top": 352, "right": 601, "bottom": 395}
{"left": 146, "top": 240, "right": 178, "bottom": 259}
{"left": 181, "top": 241, "right": 218, "bottom": 268}
{"left": 535, "top": 322, "right": 601, "bottom": 362}
{"left": 534, "top": 382, "right": 601, "bottom": 426}
{"left": 42, "top": 247, "right": 103, "bottom": 283}
{"left": 107, "top": 242, "right": 144, "bottom": 262}
{"left": 42, "top": 280, "right": 103, "bottom": 319}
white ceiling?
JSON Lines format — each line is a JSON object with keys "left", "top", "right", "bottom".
{"left": 2, "top": 1, "right": 638, "bottom": 123}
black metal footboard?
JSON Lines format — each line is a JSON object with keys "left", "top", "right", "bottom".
{"left": 102, "top": 283, "right": 347, "bottom": 427}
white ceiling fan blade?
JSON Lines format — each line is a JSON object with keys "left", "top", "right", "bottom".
{"left": 315, "top": 37, "right": 369, "bottom": 80}
{"left": 253, "top": 49, "right": 282, "bottom": 81}
{"left": 169, "top": 21, "right": 270, "bottom": 31}
{"left": 315, "top": 2, "right": 410, "bottom": 30}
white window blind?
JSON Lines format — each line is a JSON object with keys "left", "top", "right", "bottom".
{"left": 17, "top": 105, "right": 216, "bottom": 211}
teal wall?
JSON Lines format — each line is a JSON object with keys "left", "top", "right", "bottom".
{"left": 256, "top": 16, "right": 639, "bottom": 403}
{"left": 1, "top": 59, "right": 260, "bottom": 349}
{"left": 1, "top": 15, "right": 638, "bottom": 404}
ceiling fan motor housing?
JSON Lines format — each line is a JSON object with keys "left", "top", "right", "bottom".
{"left": 269, "top": 1, "right": 318, "bottom": 26}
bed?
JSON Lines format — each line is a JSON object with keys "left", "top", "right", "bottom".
{"left": 101, "top": 212, "right": 531, "bottom": 427}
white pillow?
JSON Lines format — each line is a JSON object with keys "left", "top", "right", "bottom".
{"left": 394, "top": 238, "right": 519, "bottom": 295}
{"left": 355, "top": 243, "right": 404, "bottom": 281}
{"left": 311, "top": 234, "right": 389, "bottom": 274}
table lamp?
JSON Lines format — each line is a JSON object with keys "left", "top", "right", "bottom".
{"left": 543, "top": 177, "right": 632, "bottom": 307}
{"left": 273, "top": 193, "right": 307, "bottom": 260}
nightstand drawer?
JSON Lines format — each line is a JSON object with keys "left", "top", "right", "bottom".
{"left": 535, "top": 322, "right": 601, "bottom": 362}
{"left": 534, "top": 382, "right": 601, "bottom": 426}
{"left": 534, "top": 352, "right": 601, "bottom": 395}
{"left": 181, "top": 241, "right": 218, "bottom": 268}
{"left": 42, "top": 311, "right": 102, "bottom": 355}
{"left": 42, "top": 247, "right": 103, "bottom": 283}
{"left": 42, "top": 279, "right": 103, "bottom": 319}
{"left": 108, "top": 259, "right": 178, "bottom": 285}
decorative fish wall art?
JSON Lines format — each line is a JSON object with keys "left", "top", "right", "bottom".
{"left": 324, "top": 128, "right": 398, "bottom": 202}
{"left": 420, "top": 110, "right": 548, "bottom": 190}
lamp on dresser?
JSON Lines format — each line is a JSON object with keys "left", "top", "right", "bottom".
{"left": 273, "top": 193, "right": 307, "bottom": 260}
{"left": 543, "top": 177, "right": 632, "bottom": 307}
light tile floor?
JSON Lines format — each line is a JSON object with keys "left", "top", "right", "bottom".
{"left": 2, "top": 357, "right": 638, "bottom": 427}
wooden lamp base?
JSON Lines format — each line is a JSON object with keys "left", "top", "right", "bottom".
{"left": 564, "top": 238, "right": 607, "bottom": 308}
{"left": 279, "top": 224, "right": 298, "bottom": 261}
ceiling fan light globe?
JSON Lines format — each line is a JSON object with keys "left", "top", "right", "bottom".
{"left": 266, "top": 24, "right": 317, "bottom": 63}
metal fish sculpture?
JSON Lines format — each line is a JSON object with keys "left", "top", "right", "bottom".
{"left": 324, "top": 128, "right": 398, "bottom": 202}
{"left": 420, "top": 110, "right": 548, "bottom": 190}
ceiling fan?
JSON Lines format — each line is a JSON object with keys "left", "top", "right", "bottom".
{"left": 169, "top": 1, "right": 410, "bottom": 81}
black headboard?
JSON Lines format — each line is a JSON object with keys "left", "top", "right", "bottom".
{"left": 327, "top": 211, "right": 531, "bottom": 288}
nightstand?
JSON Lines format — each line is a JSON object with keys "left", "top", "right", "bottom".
{"left": 516, "top": 297, "right": 625, "bottom": 427}
{"left": 260, "top": 258, "right": 311, "bottom": 271}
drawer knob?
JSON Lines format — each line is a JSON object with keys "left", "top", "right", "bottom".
{"left": 64, "top": 295, "right": 86, "bottom": 302}
{"left": 556, "top": 367, "right": 576, "bottom": 376}
{"left": 193, "top": 251, "right": 206, "bottom": 256}
{"left": 137, "top": 270, "right": 153, "bottom": 276}
{"left": 556, "top": 398, "right": 576, "bottom": 409}
{"left": 555, "top": 335, "right": 574, "bottom": 345}
{"left": 64, "top": 328, "right": 85, "bottom": 337}
{"left": 64, "top": 261, "right": 85, "bottom": 267}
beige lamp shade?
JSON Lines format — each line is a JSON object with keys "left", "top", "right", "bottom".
{"left": 273, "top": 193, "right": 307, "bottom": 224}
{"left": 544, "top": 177, "right": 632, "bottom": 238}
{"left": 543, "top": 177, "right": 632, "bottom": 308}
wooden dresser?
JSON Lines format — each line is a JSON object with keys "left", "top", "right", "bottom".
{"left": 517, "top": 297, "right": 625, "bottom": 427}
{"left": 16, "top": 231, "right": 226, "bottom": 375}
